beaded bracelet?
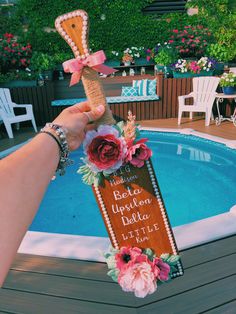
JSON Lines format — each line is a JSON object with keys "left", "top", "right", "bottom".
{"left": 40, "top": 123, "right": 73, "bottom": 176}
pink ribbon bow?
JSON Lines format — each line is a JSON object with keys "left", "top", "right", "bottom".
{"left": 63, "top": 50, "right": 118, "bottom": 86}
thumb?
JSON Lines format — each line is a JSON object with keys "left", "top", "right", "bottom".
{"left": 87, "top": 104, "right": 105, "bottom": 122}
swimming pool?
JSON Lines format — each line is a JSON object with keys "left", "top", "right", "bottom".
{"left": 2, "top": 128, "right": 236, "bottom": 261}
{"left": 29, "top": 131, "right": 236, "bottom": 237}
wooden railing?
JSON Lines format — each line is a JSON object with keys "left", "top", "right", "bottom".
{"left": 5, "top": 73, "right": 231, "bottom": 126}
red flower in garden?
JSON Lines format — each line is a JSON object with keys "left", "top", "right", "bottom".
{"left": 0, "top": 33, "right": 32, "bottom": 72}
{"left": 168, "top": 24, "right": 213, "bottom": 58}
{"left": 3, "top": 33, "right": 14, "bottom": 39}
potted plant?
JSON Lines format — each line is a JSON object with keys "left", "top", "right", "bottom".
{"left": 172, "top": 57, "right": 215, "bottom": 78}
{"left": 207, "top": 28, "right": 236, "bottom": 75}
{"left": 121, "top": 47, "right": 144, "bottom": 65}
{"left": 154, "top": 46, "right": 176, "bottom": 75}
{"left": 219, "top": 72, "right": 236, "bottom": 94}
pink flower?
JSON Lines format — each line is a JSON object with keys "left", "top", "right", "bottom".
{"left": 146, "top": 56, "right": 150, "bottom": 61}
{"left": 118, "top": 260, "right": 157, "bottom": 298}
{"left": 168, "top": 40, "right": 174, "bottom": 44}
{"left": 83, "top": 125, "right": 127, "bottom": 174}
{"left": 153, "top": 258, "right": 170, "bottom": 281}
{"left": 115, "top": 246, "right": 142, "bottom": 270}
{"left": 173, "top": 29, "right": 178, "bottom": 33}
{"left": 125, "top": 139, "right": 152, "bottom": 168}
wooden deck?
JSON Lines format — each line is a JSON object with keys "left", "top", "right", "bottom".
{"left": 0, "top": 118, "right": 235, "bottom": 313}
{"left": 0, "top": 235, "right": 235, "bottom": 313}
{"left": 140, "top": 117, "right": 236, "bottom": 140}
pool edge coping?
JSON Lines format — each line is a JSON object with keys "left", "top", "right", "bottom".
{"left": 19, "top": 205, "right": 236, "bottom": 260}
{"left": 141, "top": 127, "right": 236, "bottom": 149}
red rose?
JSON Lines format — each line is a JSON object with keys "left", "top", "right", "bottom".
{"left": 87, "top": 134, "right": 123, "bottom": 170}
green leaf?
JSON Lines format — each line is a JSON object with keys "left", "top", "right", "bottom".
{"left": 160, "top": 254, "right": 180, "bottom": 266}
{"left": 160, "top": 253, "right": 170, "bottom": 262}
{"left": 143, "top": 248, "right": 155, "bottom": 261}
{"left": 167, "top": 255, "right": 180, "bottom": 265}
{"left": 113, "top": 121, "right": 125, "bottom": 135}
{"left": 107, "top": 268, "right": 119, "bottom": 282}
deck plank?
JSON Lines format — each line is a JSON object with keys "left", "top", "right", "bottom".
{"left": 138, "top": 275, "right": 236, "bottom": 314}
{"left": 202, "top": 299, "right": 236, "bottom": 314}
{"left": 181, "top": 235, "right": 236, "bottom": 268}
{"left": 0, "top": 289, "right": 137, "bottom": 314}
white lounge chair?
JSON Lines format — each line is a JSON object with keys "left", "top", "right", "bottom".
{"left": 0, "top": 88, "right": 37, "bottom": 138}
{"left": 178, "top": 76, "right": 220, "bottom": 126}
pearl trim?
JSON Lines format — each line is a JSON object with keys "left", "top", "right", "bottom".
{"left": 145, "top": 160, "right": 183, "bottom": 277}
{"left": 55, "top": 10, "right": 89, "bottom": 59}
{"left": 93, "top": 186, "right": 119, "bottom": 249}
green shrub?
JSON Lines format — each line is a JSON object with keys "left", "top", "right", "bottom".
{"left": 154, "top": 47, "right": 176, "bottom": 66}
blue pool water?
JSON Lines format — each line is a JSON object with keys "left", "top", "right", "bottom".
{"left": 29, "top": 131, "right": 236, "bottom": 237}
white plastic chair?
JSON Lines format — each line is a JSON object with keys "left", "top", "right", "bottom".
{"left": 178, "top": 76, "right": 220, "bottom": 126}
{"left": 0, "top": 88, "right": 37, "bottom": 138}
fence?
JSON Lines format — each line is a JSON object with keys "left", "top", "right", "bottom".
{"left": 5, "top": 73, "right": 231, "bottom": 126}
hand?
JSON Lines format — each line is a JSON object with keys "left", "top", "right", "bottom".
{"left": 53, "top": 102, "right": 105, "bottom": 151}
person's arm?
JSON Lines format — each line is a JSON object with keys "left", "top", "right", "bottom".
{"left": 0, "top": 102, "right": 105, "bottom": 287}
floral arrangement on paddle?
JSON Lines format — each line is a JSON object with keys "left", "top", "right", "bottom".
{"left": 104, "top": 246, "right": 180, "bottom": 298}
{"left": 78, "top": 111, "right": 152, "bottom": 185}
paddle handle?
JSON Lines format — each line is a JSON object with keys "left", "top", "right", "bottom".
{"left": 81, "top": 67, "right": 115, "bottom": 125}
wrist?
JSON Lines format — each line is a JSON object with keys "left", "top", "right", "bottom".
{"left": 40, "top": 123, "right": 73, "bottom": 176}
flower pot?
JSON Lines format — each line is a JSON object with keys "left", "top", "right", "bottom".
{"left": 0, "top": 80, "right": 37, "bottom": 87}
{"left": 173, "top": 70, "right": 213, "bottom": 78}
{"left": 135, "top": 58, "right": 153, "bottom": 65}
{"left": 105, "top": 60, "right": 120, "bottom": 67}
{"left": 222, "top": 86, "right": 236, "bottom": 95}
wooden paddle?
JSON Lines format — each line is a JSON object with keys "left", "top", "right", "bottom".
{"left": 55, "top": 10, "right": 183, "bottom": 278}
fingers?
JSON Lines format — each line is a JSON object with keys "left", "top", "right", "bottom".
{"left": 68, "top": 102, "right": 105, "bottom": 124}
{"left": 67, "top": 101, "right": 90, "bottom": 113}
{"left": 89, "top": 104, "right": 105, "bottom": 122}
{"left": 81, "top": 105, "right": 105, "bottom": 124}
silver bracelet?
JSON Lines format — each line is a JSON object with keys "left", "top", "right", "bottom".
{"left": 40, "top": 123, "right": 73, "bottom": 176}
